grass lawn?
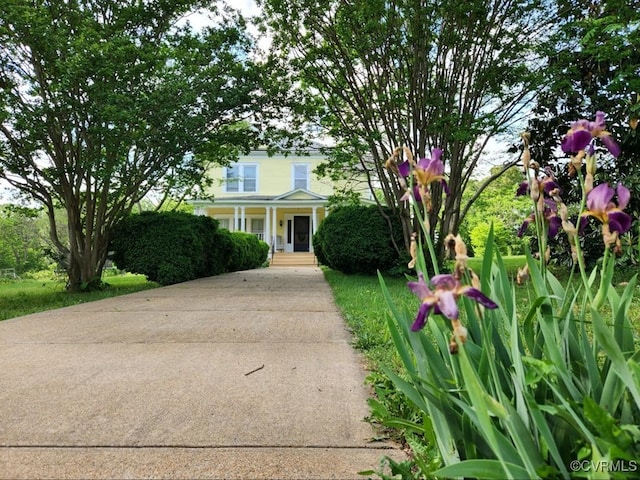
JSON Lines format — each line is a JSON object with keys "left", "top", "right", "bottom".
{"left": 324, "top": 269, "right": 414, "bottom": 371}
{"left": 0, "top": 273, "right": 159, "bottom": 321}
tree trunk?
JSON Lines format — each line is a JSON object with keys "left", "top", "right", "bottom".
{"left": 63, "top": 202, "right": 110, "bottom": 292}
{"left": 65, "top": 237, "right": 108, "bottom": 292}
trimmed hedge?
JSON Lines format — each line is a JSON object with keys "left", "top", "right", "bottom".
{"left": 312, "top": 205, "right": 404, "bottom": 275}
{"left": 110, "top": 211, "right": 267, "bottom": 285}
{"left": 227, "top": 231, "right": 269, "bottom": 272}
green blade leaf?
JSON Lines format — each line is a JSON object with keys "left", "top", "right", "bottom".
{"left": 433, "top": 459, "right": 533, "bottom": 480}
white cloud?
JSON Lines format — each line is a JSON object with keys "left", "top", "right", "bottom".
{"left": 232, "top": 0, "right": 260, "bottom": 17}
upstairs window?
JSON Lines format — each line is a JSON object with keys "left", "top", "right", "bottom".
{"left": 225, "top": 165, "right": 239, "bottom": 192}
{"left": 225, "top": 164, "right": 257, "bottom": 193}
{"left": 292, "top": 163, "right": 310, "bottom": 190}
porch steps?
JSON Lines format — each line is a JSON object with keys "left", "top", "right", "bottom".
{"left": 270, "top": 252, "right": 317, "bottom": 267}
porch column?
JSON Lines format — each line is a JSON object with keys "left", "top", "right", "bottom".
{"left": 272, "top": 206, "right": 278, "bottom": 248}
{"left": 233, "top": 207, "right": 239, "bottom": 232}
{"left": 240, "top": 206, "right": 246, "bottom": 232}
{"left": 311, "top": 206, "right": 319, "bottom": 253}
{"left": 265, "top": 206, "right": 271, "bottom": 247}
{"left": 312, "top": 206, "right": 318, "bottom": 235}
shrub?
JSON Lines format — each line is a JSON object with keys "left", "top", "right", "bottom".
{"left": 470, "top": 219, "right": 514, "bottom": 257}
{"left": 199, "top": 222, "right": 234, "bottom": 276}
{"left": 312, "top": 223, "right": 329, "bottom": 267}
{"left": 226, "top": 232, "right": 269, "bottom": 272}
{"left": 110, "top": 211, "right": 230, "bottom": 285}
{"left": 313, "top": 205, "right": 404, "bottom": 275}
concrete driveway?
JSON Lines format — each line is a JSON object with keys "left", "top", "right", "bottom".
{"left": 0, "top": 267, "right": 404, "bottom": 479}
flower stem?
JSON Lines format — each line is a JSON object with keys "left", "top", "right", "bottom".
{"left": 574, "top": 170, "right": 594, "bottom": 305}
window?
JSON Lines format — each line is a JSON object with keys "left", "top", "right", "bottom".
{"left": 226, "top": 166, "right": 239, "bottom": 192}
{"left": 225, "top": 164, "right": 257, "bottom": 193}
{"left": 292, "top": 164, "right": 309, "bottom": 190}
{"left": 243, "top": 165, "right": 257, "bottom": 191}
{"left": 250, "top": 218, "right": 265, "bottom": 240}
{"left": 217, "top": 218, "right": 231, "bottom": 230}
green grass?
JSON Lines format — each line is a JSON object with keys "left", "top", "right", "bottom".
{"left": 0, "top": 273, "right": 159, "bottom": 321}
{"left": 323, "top": 269, "right": 413, "bottom": 371}
{"left": 467, "top": 254, "right": 525, "bottom": 276}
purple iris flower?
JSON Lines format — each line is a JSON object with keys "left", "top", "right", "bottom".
{"left": 516, "top": 176, "right": 560, "bottom": 197}
{"left": 561, "top": 111, "right": 621, "bottom": 157}
{"left": 397, "top": 159, "right": 411, "bottom": 178}
{"left": 398, "top": 148, "right": 450, "bottom": 197}
{"left": 517, "top": 199, "right": 562, "bottom": 238}
{"left": 407, "top": 272, "right": 498, "bottom": 331}
{"left": 516, "top": 181, "right": 529, "bottom": 196}
{"left": 581, "top": 183, "right": 632, "bottom": 234}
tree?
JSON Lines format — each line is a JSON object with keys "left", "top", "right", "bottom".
{"left": 0, "top": 205, "right": 50, "bottom": 273}
{"left": 0, "top": 1, "right": 278, "bottom": 290}
{"left": 461, "top": 166, "right": 531, "bottom": 256}
{"left": 525, "top": 0, "right": 640, "bottom": 264}
{"left": 259, "top": 0, "right": 554, "bottom": 255}
{"left": 528, "top": 0, "right": 640, "bottom": 208}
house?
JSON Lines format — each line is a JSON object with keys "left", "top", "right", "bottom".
{"left": 190, "top": 147, "right": 373, "bottom": 256}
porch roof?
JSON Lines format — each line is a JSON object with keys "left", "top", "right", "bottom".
{"left": 190, "top": 188, "right": 331, "bottom": 208}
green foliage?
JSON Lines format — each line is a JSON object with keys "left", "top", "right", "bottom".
{"left": 373, "top": 112, "right": 640, "bottom": 477}
{"left": 111, "top": 212, "right": 201, "bottom": 285}
{"left": 462, "top": 166, "right": 530, "bottom": 257}
{"left": 322, "top": 253, "right": 640, "bottom": 477}
{"left": 195, "top": 218, "right": 235, "bottom": 277}
{"left": 379, "top": 216, "right": 640, "bottom": 480}
{"left": 261, "top": 0, "right": 552, "bottom": 253}
{"left": 312, "top": 205, "right": 404, "bottom": 275}
{"left": 0, "top": 0, "right": 286, "bottom": 290}
{"left": 528, "top": 0, "right": 640, "bottom": 258}
{"left": 618, "top": 224, "right": 640, "bottom": 267}
{"left": 469, "top": 220, "right": 511, "bottom": 258}
{"left": 0, "top": 205, "right": 51, "bottom": 273}
{"left": 226, "top": 232, "right": 269, "bottom": 272}
{"left": 110, "top": 212, "right": 267, "bottom": 285}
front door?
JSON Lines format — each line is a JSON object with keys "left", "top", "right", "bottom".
{"left": 293, "top": 216, "right": 310, "bottom": 252}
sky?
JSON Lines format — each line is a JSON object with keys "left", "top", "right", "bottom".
{"left": 178, "top": 1, "right": 261, "bottom": 30}
{"left": 232, "top": 0, "right": 260, "bottom": 16}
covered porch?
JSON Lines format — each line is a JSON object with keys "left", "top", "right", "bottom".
{"left": 191, "top": 189, "right": 329, "bottom": 255}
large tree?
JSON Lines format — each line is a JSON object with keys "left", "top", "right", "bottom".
{"left": 525, "top": 0, "right": 640, "bottom": 263}
{"left": 0, "top": 0, "right": 278, "bottom": 290}
{"left": 259, "top": 0, "right": 555, "bottom": 255}
{"left": 528, "top": 0, "right": 640, "bottom": 206}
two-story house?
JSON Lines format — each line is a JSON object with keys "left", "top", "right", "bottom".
{"left": 190, "top": 147, "right": 373, "bottom": 256}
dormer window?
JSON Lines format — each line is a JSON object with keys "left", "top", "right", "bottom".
{"left": 292, "top": 163, "right": 310, "bottom": 190}
{"left": 225, "top": 164, "right": 257, "bottom": 193}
